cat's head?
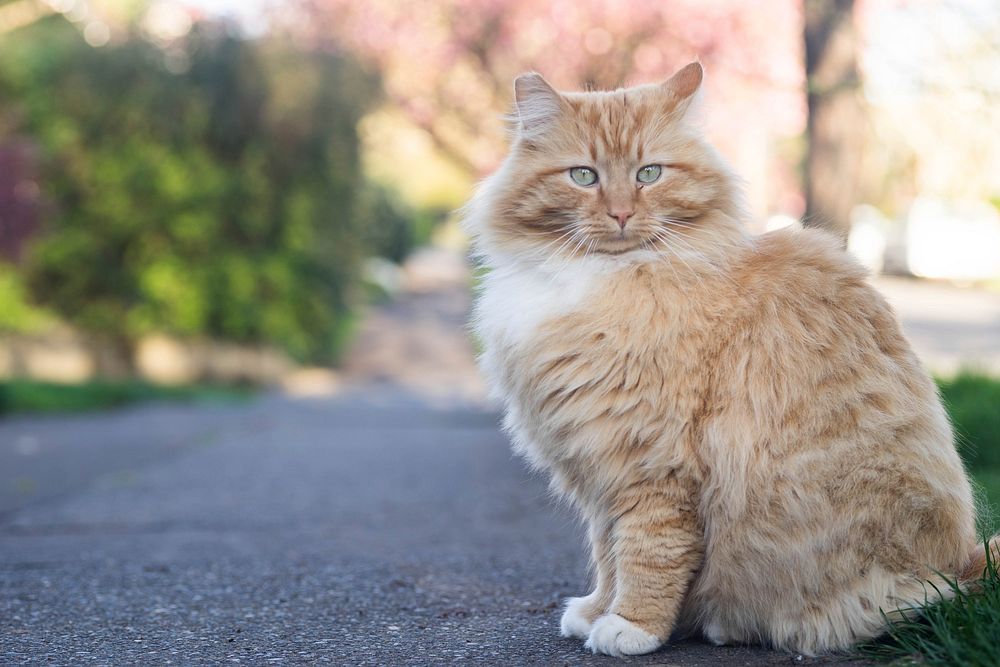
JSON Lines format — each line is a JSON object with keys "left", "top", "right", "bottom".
{"left": 466, "top": 62, "right": 745, "bottom": 263}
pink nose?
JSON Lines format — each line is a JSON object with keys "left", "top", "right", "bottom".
{"left": 608, "top": 210, "right": 634, "bottom": 230}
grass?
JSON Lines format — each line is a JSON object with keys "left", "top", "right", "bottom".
{"left": 938, "top": 372, "right": 1000, "bottom": 529}
{"left": 973, "top": 470, "right": 1000, "bottom": 528}
{"left": 939, "top": 373, "right": 1000, "bottom": 473}
{"left": 856, "top": 539, "right": 1000, "bottom": 666}
{"left": 856, "top": 372, "right": 1000, "bottom": 665}
{"left": 0, "top": 378, "right": 251, "bottom": 416}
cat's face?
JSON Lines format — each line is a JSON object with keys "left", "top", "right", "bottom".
{"left": 480, "top": 63, "right": 739, "bottom": 260}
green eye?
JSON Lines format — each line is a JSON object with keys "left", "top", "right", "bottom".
{"left": 569, "top": 167, "right": 598, "bottom": 186}
{"left": 637, "top": 164, "right": 662, "bottom": 184}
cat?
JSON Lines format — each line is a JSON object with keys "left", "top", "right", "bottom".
{"left": 463, "top": 61, "right": 996, "bottom": 657}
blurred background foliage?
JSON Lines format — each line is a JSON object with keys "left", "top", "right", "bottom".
{"left": 0, "top": 0, "right": 997, "bottom": 508}
{"left": 0, "top": 12, "right": 428, "bottom": 363}
{"left": 0, "top": 0, "right": 998, "bottom": 372}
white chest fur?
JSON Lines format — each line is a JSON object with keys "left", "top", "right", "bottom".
{"left": 477, "top": 258, "right": 604, "bottom": 348}
{"left": 474, "top": 258, "right": 591, "bottom": 404}
{"left": 474, "top": 254, "right": 645, "bottom": 394}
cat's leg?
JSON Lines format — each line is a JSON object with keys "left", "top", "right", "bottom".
{"left": 585, "top": 484, "right": 703, "bottom": 657}
{"left": 560, "top": 519, "right": 615, "bottom": 639}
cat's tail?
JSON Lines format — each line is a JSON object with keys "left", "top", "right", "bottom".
{"left": 957, "top": 534, "right": 1000, "bottom": 585}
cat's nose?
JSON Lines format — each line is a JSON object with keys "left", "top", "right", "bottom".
{"left": 607, "top": 210, "right": 634, "bottom": 230}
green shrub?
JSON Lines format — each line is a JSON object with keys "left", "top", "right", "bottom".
{"left": 0, "top": 379, "right": 249, "bottom": 415}
{"left": 939, "top": 372, "right": 1000, "bottom": 471}
{"left": 0, "top": 263, "right": 54, "bottom": 333}
{"left": 359, "top": 186, "right": 417, "bottom": 264}
{"left": 0, "top": 20, "right": 379, "bottom": 363}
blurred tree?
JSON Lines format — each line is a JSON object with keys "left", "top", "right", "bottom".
{"left": 0, "top": 0, "right": 57, "bottom": 36}
{"left": 863, "top": 0, "right": 1000, "bottom": 210}
{"left": 803, "top": 0, "right": 864, "bottom": 239}
{"left": 0, "top": 18, "right": 379, "bottom": 363}
{"left": 358, "top": 186, "right": 416, "bottom": 264}
{"left": 0, "top": 138, "right": 42, "bottom": 261}
{"left": 282, "top": 0, "right": 804, "bottom": 177}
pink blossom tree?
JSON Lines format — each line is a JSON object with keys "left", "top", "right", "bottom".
{"left": 282, "top": 0, "right": 806, "bottom": 217}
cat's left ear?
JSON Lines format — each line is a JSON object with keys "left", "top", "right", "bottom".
{"left": 661, "top": 61, "right": 704, "bottom": 118}
{"left": 513, "top": 72, "right": 565, "bottom": 138}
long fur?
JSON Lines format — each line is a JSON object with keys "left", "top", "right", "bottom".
{"left": 464, "top": 63, "right": 984, "bottom": 657}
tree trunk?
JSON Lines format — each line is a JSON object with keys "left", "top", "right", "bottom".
{"left": 803, "top": 0, "right": 864, "bottom": 241}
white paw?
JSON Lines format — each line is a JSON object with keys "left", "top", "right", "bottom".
{"left": 702, "top": 618, "right": 729, "bottom": 646}
{"left": 560, "top": 596, "right": 595, "bottom": 639}
{"left": 584, "top": 613, "right": 662, "bottom": 657}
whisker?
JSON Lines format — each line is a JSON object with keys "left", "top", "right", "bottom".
{"left": 541, "top": 226, "right": 585, "bottom": 266}
{"left": 531, "top": 229, "right": 578, "bottom": 259}
{"left": 652, "top": 228, "right": 705, "bottom": 290}
{"left": 541, "top": 226, "right": 579, "bottom": 250}
{"left": 652, "top": 226, "right": 741, "bottom": 289}
{"left": 650, "top": 216, "right": 746, "bottom": 253}
{"left": 649, "top": 233, "right": 684, "bottom": 288}
{"left": 651, "top": 215, "right": 699, "bottom": 228}
{"left": 548, "top": 230, "right": 591, "bottom": 279}
{"left": 552, "top": 227, "right": 583, "bottom": 256}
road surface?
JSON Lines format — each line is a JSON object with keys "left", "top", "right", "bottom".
{"left": 5, "top": 249, "right": 995, "bottom": 665}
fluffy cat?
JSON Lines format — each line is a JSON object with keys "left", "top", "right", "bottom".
{"left": 464, "top": 62, "right": 995, "bottom": 657}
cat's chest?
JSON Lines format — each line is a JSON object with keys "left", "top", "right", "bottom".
{"left": 476, "top": 259, "right": 610, "bottom": 353}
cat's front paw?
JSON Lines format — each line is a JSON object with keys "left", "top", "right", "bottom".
{"left": 584, "top": 613, "right": 662, "bottom": 657}
{"left": 560, "top": 596, "right": 597, "bottom": 639}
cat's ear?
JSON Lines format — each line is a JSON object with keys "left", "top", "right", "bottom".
{"left": 661, "top": 61, "right": 704, "bottom": 118}
{"left": 513, "top": 72, "right": 564, "bottom": 138}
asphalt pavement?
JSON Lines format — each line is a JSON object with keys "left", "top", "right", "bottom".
{"left": 1, "top": 390, "right": 870, "bottom": 666}
{"left": 7, "top": 250, "right": 993, "bottom": 665}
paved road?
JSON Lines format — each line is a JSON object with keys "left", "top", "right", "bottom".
{"left": 875, "top": 276, "right": 1000, "bottom": 376}
{"left": 1, "top": 391, "right": 869, "bottom": 666}
{"left": 9, "top": 252, "right": 996, "bottom": 665}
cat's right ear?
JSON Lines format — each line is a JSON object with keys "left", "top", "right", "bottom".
{"left": 661, "top": 61, "right": 704, "bottom": 119}
{"left": 513, "top": 72, "right": 563, "bottom": 138}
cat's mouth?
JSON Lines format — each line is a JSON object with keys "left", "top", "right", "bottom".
{"left": 587, "top": 231, "right": 651, "bottom": 255}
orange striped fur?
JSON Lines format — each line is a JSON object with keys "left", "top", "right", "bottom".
{"left": 464, "top": 63, "right": 980, "bottom": 657}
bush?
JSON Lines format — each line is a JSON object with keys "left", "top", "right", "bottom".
{"left": 0, "top": 20, "right": 379, "bottom": 363}
{"left": 359, "top": 186, "right": 417, "bottom": 264}
{"left": 0, "top": 378, "right": 249, "bottom": 415}
{"left": 939, "top": 372, "right": 1000, "bottom": 471}
{"left": 0, "top": 263, "right": 54, "bottom": 333}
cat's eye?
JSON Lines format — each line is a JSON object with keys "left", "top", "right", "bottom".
{"left": 637, "top": 164, "right": 663, "bottom": 184}
{"left": 569, "top": 167, "right": 598, "bottom": 187}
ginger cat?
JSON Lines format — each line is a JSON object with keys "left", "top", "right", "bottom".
{"left": 465, "top": 62, "right": 992, "bottom": 657}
